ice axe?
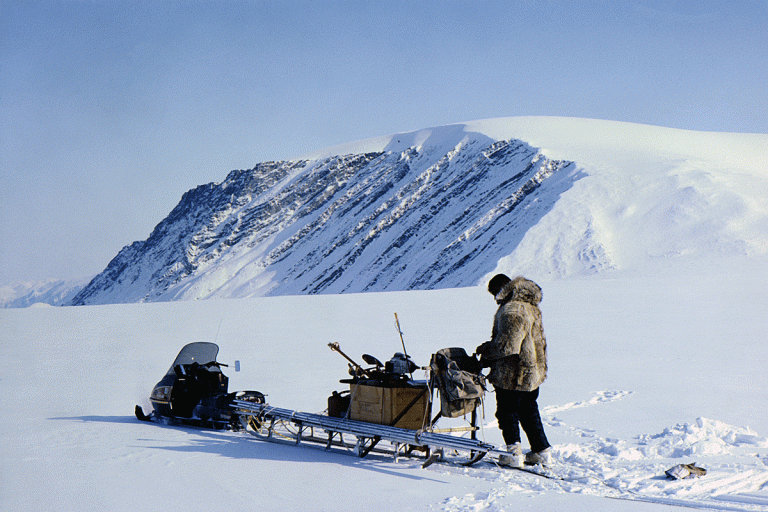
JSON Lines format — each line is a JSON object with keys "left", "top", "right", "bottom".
{"left": 328, "top": 342, "right": 373, "bottom": 378}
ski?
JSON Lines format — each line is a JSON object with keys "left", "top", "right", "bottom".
{"left": 507, "top": 463, "right": 563, "bottom": 480}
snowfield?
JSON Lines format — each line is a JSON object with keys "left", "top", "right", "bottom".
{"left": 2, "top": 259, "right": 768, "bottom": 511}
{"left": 2, "top": 117, "right": 767, "bottom": 511}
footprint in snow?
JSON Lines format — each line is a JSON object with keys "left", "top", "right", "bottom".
{"left": 541, "top": 390, "right": 633, "bottom": 415}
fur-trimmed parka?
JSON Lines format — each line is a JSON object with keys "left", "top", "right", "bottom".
{"left": 478, "top": 276, "right": 548, "bottom": 392}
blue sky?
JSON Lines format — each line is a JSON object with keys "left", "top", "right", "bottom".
{"left": 1, "top": 0, "right": 766, "bottom": 286}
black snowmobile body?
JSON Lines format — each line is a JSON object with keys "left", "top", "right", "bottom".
{"left": 135, "top": 342, "right": 264, "bottom": 429}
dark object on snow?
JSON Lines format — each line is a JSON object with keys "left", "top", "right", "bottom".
{"left": 666, "top": 463, "right": 707, "bottom": 479}
{"left": 135, "top": 342, "right": 265, "bottom": 429}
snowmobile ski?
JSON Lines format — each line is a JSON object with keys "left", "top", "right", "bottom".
{"left": 135, "top": 405, "right": 153, "bottom": 422}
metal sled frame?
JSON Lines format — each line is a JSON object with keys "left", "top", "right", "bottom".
{"left": 232, "top": 400, "right": 507, "bottom": 467}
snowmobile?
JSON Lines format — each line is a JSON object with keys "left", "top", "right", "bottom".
{"left": 134, "top": 342, "right": 264, "bottom": 429}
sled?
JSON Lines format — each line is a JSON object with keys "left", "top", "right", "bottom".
{"left": 231, "top": 343, "right": 495, "bottom": 466}
{"left": 136, "top": 341, "right": 503, "bottom": 467}
{"left": 232, "top": 399, "right": 508, "bottom": 466}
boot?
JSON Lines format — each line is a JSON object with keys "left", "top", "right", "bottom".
{"left": 525, "top": 447, "right": 552, "bottom": 466}
{"left": 498, "top": 443, "right": 524, "bottom": 468}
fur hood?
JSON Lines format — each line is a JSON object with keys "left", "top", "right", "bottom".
{"left": 495, "top": 276, "right": 542, "bottom": 306}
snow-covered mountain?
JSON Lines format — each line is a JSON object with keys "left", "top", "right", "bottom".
{"left": 0, "top": 276, "right": 93, "bottom": 308}
{"left": 70, "top": 117, "right": 768, "bottom": 306}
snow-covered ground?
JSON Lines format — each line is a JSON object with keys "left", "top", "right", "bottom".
{"left": 2, "top": 256, "right": 767, "bottom": 511}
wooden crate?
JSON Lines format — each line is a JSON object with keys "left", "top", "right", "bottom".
{"left": 348, "top": 382, "right": 431, "bottom": 430}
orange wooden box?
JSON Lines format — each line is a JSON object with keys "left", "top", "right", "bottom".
{"left": 348, "top": 382, "right": 430, "bottom": 430}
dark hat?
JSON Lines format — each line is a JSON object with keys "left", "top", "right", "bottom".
{"left": 487, "top": 273, "right": 511, "bottom": 297}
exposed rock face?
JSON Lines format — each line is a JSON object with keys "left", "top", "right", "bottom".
{"left": 71, "top": 135, "right": 578, "bottom": 305}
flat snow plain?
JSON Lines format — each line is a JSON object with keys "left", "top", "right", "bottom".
{"left": 2, "top": 258, "right": 768, "bottom": 511}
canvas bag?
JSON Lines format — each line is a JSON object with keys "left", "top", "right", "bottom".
{"left": 430, "top": 347, "right": 486, "bottom": 418}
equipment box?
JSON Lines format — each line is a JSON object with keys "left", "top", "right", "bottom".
{"left": 348, "top": 381, "right": 431, "bottom": 430}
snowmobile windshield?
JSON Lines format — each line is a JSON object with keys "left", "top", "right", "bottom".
{"left": 165, "top": 342, "right": 220, "bottom": 375}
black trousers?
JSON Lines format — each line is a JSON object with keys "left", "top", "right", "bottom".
{"left": 494, "top": 386, "right": 551, "bottom": 453}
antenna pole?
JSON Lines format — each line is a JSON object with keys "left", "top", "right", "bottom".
{"left": 213, "top": 318, "right": 223, "bottom": 343}
{"left": 394, "top": 313, "right": 413, "bottom": 379}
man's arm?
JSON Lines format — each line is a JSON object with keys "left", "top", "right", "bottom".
{"left": 478, "top": 306, "right": 529, "bottom": 361}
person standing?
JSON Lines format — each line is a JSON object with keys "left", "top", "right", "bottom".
{"left": 476, "top": 274, "right": 552, "bottom": 467}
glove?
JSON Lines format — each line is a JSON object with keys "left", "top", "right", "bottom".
{"left": 476, "top": 342, "right": 492, "bottom": 368}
